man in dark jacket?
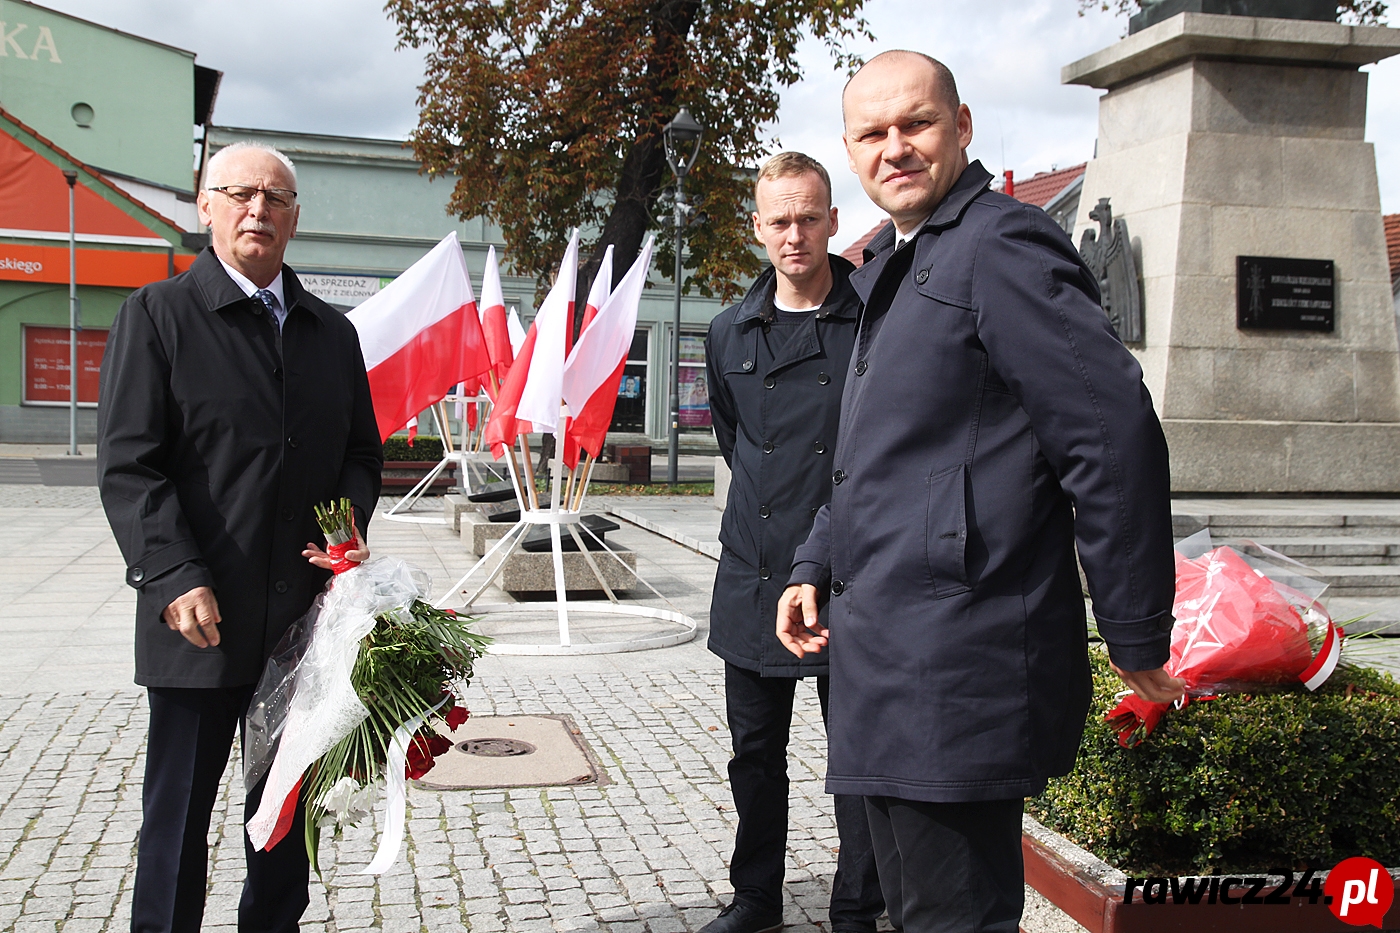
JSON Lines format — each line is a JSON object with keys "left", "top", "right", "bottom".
{"left": 777, "top": 52, "right": 1185, "bottom": 933}
{"left": 98, "top": 141, "right": 382, "bottom": 933}
{"left": 702, "top": 153, "right": 883, "bottom": 933}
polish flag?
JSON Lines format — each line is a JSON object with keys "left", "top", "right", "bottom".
{"left": 479, "top": 245, "right": 513, "bottom": 391}
{"left": 562, "top": 245, "right": 614, "bottom": 470}
{"left": 482, "top": 231, "right": 579, "bottom": 456}
{"left": 348, "top": 232, "right": 492, "bottom": 441}
{"left": 562, "top": 237, "right": 654, "bottom": 467}
{"left": 507, "top": 309, "right": 526, "bottom": 354}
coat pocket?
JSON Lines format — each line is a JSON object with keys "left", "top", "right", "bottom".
{"left": 925, "top": 464, "right": 971, "bottom": 598}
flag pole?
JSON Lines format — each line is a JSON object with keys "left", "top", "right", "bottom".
{"left": 571, "top": 452, "right": 596, "bottom": 512}
{"left": 518, "top": 433, "right": 541, "bottom": 511}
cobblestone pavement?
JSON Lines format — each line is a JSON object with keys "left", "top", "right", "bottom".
{"left": 0, "top": 671, "right": 881, "bottom": 933}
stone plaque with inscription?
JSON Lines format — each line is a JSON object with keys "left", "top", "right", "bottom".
{"left": 1236, "top": 256, "right": 1335, "bottom": 332}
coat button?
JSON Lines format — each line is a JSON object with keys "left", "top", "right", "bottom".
{"left": 855, "top": 360, "right": 868, "bottom": 376}
{"left": 833, "top": 469, "right": 846, "bottom": 485}
{"left": 916, "top": 269, "right": 929, "bottom": 284}
{"left": 283, "top": 508, "right": 295, "bottom": 522}
{"left": 810, "top": 507, "right": 819, "bottom": 517}
{"left": 818, "top": 372, "right": 830, "bottom": 385}
{"left": 759, "top": 566, "right": 771, "bottom": 580}
{"left": 129, "top": 567, "right": 145, "bottom": 583}
{"left": 759, "top": 506, "right": 771, "bottom": 519}
{"left": 813, "top": 441, "right": 826, "bottom": 455}
{"left": 273, "top": 366, "right": 284, "bottom": 380}
{"left": 742, "top": 360, "right": 754, "bottom": 371}
{"left": 763, "top": 376, "right": 776, "bottom": 389}
{"left": 287, "top": 436, "right": 298, "bottom": 448}
{"left": 831, "top": 579, "right": 845, "bottom": 596}
{"left": 762, "top": 441, "right": 774, "bottom": 454}
{"left": 275, "top": 580, "right": 288, "bottom": 594}
{"left": 762, "top": 322, "right": 771, "bottom": 333}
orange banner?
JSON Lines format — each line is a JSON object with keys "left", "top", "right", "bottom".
{"left": 0, "top": 243, "right": 192, "bottom": 288}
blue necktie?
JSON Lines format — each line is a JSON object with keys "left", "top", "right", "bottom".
{"left": 254, "top": 288, "right": 282, "bottom": 330}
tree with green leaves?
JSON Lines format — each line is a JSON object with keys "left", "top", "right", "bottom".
{"left": 384, "top": 0, "right": 872, "bottom": 307}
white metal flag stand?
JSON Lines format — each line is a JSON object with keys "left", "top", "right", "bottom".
{"left": 433, "top": 414, "right": 696, "bottom": 655}
{"left": 382, "top": 393, "right": 504, "bottom": 523}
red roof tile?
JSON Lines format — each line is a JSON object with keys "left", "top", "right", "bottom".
{"left": 840, "top": 220, "right": 888, "bottom": 267}
{"left": 1385, "top": 213, "right": 1400, "bottom": 286}
{"left": 998, "top": 162, "right": 1086, "bottom": 208}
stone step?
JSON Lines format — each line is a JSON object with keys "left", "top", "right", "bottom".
{"left": 1172, "top": 499, "right": 1400, "bottom": 542}
{"left": 1308, "top": 565, "right": 1400, "bottom": 597}
{"left": 1248, "top": 537, "right": 1400, "bottom": 566}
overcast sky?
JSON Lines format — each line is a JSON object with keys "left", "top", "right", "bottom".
{"left": 42, "top": 0, "right": 1400, "bottom": 252}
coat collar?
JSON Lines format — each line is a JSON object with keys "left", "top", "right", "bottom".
{"left": 851, "top": 160, "right": 994, "bottom": 303}
{"left": 189, "top": 246, "right": 336, "bottom": 326}
{"left": 732, "top": 254, "right": 861, "bottom": 325}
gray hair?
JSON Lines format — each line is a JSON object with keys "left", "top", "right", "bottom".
{"left": 204, "top": 141, "right": 298, "bottom": 188}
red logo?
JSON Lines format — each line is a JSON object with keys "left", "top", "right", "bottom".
{"left": 1326, "top": 857, "right": 1394, "bottom": 927}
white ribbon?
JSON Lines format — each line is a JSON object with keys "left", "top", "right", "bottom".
{"left": 357, "top": 696, "right": 449, "bottom": 875}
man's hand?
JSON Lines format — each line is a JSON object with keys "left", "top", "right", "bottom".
{"left": 1111, "top": 662, "right": 1186, "bottom": 705}
{"left": 162, "top": 586, "right": 222, "bottom": 648}
{"left": 776, "top": 584, "right": 828, "bottom": 658}
{"left": 302, "top": 523, "right": 369, "bottom": 569}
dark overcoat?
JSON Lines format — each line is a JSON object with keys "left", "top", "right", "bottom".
{"left": 706, "top": 256, "right": 859, "bottom": 676}
{"left": 97, "top": 248, "right": 383, "bottom": 689}
{"left": 789, "top": 162, "right": 1176, "bottom": 803}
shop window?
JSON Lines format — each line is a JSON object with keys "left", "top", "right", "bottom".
{"left": 610, "top": 328, "right": 649, "bottom": 433}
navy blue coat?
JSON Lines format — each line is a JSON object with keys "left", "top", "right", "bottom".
{"left": 98, "top": 248, "right": 383, "bottom": 689}
{"left": 707, "top": 257, "right": 859, "bottom": 676}
{"left": 789, "top": 162, "right": 1175, "bottom": 803}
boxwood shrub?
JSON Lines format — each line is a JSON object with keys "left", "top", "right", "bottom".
{"left": 1028, "top": 650, "right": 1400, "bottom": 876}
{"left": 383, "top": 435, "right": 444, "bottom": 462}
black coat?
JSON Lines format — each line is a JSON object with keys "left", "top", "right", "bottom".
{"left": 789, "top": 163, "right": 1176, "bottom": 802}
{"left": 706, "top": 256, "right": 860, "bottom": 676}
{"left": 97, "top": 248, "right": 383, "bottom": 689}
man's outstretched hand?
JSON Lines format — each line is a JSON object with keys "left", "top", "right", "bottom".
{"left": 776, "top": 584, "right": 828, "bottom": 658}
{"left": 1111, "top": 662, "right": 1186, "bottom": 705}
{"left": 302, "top": 523, "right": 369, "bottom": 569}
{"left": 163, "top": 586, "right": 222, "bottom": 648}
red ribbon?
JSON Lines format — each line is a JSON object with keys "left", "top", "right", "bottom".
{"left": 328, "top": 541, "right": 360, "bottom": 575}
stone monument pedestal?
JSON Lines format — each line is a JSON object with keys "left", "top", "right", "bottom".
{"left": 1064, "top": 13, "right": 1400, "bottom": 492}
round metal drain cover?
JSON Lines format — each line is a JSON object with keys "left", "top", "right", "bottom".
{"left": 458, "top": 737, "right": 537, "bottom": 757}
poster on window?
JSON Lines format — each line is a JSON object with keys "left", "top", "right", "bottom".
{"left": 24, "top": 326, "right": 107, "bottom": 405}
{"left": 678, "top": 366, "right": 710, "bottom": 428}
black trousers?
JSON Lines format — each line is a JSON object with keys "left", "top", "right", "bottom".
{"left": 131, "top": 687, "right": 310, "bottom": 933}
{"left": 724, "top": 663, "right": 885, "bottom": 931}
{"left": 864, "top": 796, "right": 1024, "bottom": 933}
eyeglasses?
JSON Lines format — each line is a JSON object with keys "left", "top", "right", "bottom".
{"left": 207, "top": 185, "right": 298, "bottom": 210}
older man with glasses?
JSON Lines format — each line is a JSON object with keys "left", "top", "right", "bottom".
{"left": 98, "top": 141, "right": 383, "bottom": 933}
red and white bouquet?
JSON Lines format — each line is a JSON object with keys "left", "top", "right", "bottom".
{"left": 1107, "top": 534, "right": 1345, "bottom": 747}
{"left": 243, "top": 501, "right": 489, "bottom": 873}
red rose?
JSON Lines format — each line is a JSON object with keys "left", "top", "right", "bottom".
{"left": 445, "top": 705, "right": 469, "bottom": 730}
{"left": 426, "top": 732, "right": 452, "bottom": 758}
{"left": 405, "top": 735, "right": 435, "bottom": 779}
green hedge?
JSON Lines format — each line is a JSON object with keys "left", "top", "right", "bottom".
{"left": 383, "top": 435, "right": 444, "bottom": 462}
{"left": 1028, "top": 651, "right": 1400, "bottom": 876}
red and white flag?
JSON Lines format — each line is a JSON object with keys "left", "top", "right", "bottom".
{"left": 483, "top": 231, "right": 579, "bottom": 456}
{"left": 349, "top": 232, "right": 491, "bottom": 441}
{"left": 479, "top": 245, "right": 513, "bottom": 391}
{"left": 562, "top": 245, "right": 614, "bottom": 470}
{"left": 562, "top": 237, "right": 654, "bottom": 466}
{"left": 507, "top": 309, "right": 526, "bottom": 354}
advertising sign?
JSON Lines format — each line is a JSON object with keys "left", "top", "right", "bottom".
{"left": 24, "top": 325, "right": 107, "bottom": 405}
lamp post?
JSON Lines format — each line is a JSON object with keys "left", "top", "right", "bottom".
{"left": 662, "top": 106, "right": 704, "bottom": 487}
{"left": 61, "top": 170, "right": 78, "bottom": 457}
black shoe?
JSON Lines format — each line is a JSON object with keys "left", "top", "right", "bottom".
{"left": 698, "top": 902, "right": 784, "bottom": 933}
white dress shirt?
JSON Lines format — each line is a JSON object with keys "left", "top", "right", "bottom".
{"left": 217, "top": 256, "right": 288, "bottom": 330}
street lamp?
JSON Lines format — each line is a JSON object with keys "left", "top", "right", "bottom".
{"left": 663, "top": 106, "right": 704, "bottom": 487}
{"left": 61, "top": 170, "right": 79, "bottom": 457}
